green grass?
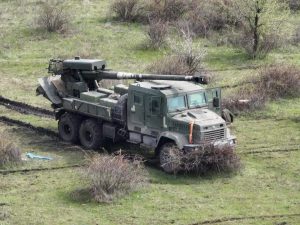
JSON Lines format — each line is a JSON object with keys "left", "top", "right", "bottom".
{"left": 0, "top": 0, "right": 300, "bottom": 224}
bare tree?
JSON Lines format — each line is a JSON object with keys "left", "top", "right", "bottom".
{"left": 232, "top": 0, "right": 291, "bottom": 58}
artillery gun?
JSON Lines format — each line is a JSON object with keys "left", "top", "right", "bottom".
{"left": 37, "top": 57, "right": 236, "bottom": 173}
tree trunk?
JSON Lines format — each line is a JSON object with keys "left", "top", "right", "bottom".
{"left": 253, "top": 1, "right": 261, "bottom": 58}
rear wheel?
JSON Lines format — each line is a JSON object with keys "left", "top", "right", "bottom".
{"left": 159, "top": 142, "right": 182, "bottom": 173}
{"left": 79, "top": 119, "right": 103, "bottom": 150}
{"left": 58, "top": 113, "right": 81, "bottom": 143}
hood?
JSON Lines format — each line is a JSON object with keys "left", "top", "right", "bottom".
{"left": 171, "top": 108, "right": 225, "bottom": 127}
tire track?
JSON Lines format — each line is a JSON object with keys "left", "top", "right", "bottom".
{"left": 0, "top": 116, "right": 58, "bottom": 138}
{"left": 241, "top": 147, "right": 300, "bottom": 155}
{"left": 191, "top": 213, "right": 300, "bottom": 225}
{"left": 0, "top": 164, "right": 84, "bottom": 175}
{"left": 0, "top": 96, "right": 55, "bottom": 119}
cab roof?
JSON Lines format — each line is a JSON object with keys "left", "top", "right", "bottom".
{"left": 131, "top": 80, "right": 204, "bottom": 96}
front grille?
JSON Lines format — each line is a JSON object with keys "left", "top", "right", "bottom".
{"left": 203, "top": 128, "right": 225, "bottom": 142}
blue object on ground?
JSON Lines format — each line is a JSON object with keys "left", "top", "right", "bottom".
{"left": 26, "top": 153, "right": 53, "bottom": 160}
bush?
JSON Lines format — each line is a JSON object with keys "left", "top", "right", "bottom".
{"left": 222, "top": 90, "right": 267, "bottom": 114}
{"left": 83, "top": 154, "right": 148, "bottom": 203}
{"left": 293, "top": 24, "right": 300, "bottom": 45}
{"left": 111, "top": 0, "right": 142, "bottom": 22}
{"left": 180, "top": 0, "right": 236, "bottom": 37}
{"left": 145, "top": 0, "right": 188, "bottom": 22}
{"left": 289, "top": 0, "right": 300, "bottom": 11}
{"left": 148, "top": 32, "right": 206, "bottom": 75}
{"left": 223, "top": 64, "right": 300, "bottom": 114}
{"left": 257, "top": 64, "right": 300, "bottom": 99}
{"left": 230, "top": 30, "right": 279, "bottom": 59}
{"left": 0, "top": 132, "right": 21, "bottom": 167}
{"left": 162, "top": 144, "right": 241, "bottom": 174}
{"left": 37, "top": 0, "right": 70, "bottom": 33}
{"left": 231, "top": 0, "right": 290, "bottom": 59}
{"left": 147, "top": 20, "right": 168, "bottom": 49}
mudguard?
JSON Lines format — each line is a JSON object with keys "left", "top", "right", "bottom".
{"left": 37, "top": 77, "right": 63, "bottom": 105}
{"left": 157, "top": 131, "right": 189, "bottom": 149}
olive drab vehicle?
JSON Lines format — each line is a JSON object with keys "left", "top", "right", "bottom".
{"left": 37, "top": 57, "right": 236, "bottom": 173}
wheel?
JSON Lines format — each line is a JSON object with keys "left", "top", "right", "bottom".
{"left": 58, "top": 113, "right": 81, "bottom": 143}
{"left": 159, "top": 142, "right": 182, "bottom": 173}
{"left": 79, "top": 119, "right": 103, "bottom": 150}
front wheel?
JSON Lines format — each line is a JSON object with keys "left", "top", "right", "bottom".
{"left": 159, "top": 142, "right": 182, "bottom": 174}
{"left": 58, "top": 113, "right": 81, "bottom": 143}
{"left": 79, "top": 119, "right": 103, "bottom": 150}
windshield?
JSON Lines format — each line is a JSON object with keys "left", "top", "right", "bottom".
{"left": 188, "top": 92, "right": 207, "bottom": 108}
{"left": 167, "top": 96, "right": 186, "bottom": 112}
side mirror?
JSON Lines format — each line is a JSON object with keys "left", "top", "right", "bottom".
{"left": 213, "top": 97, "right": 220, "bottom": 108}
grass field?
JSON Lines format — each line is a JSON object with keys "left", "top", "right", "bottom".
{"left": 0, "top": 1, "right": 300, "bottom": 225}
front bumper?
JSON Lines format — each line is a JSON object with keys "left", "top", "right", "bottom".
{"left": 183, "top": 136, "right": 236, "bottom": 152}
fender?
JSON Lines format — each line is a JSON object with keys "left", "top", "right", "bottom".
{"left": 157, "top": 131, "right": 189, "bottom": 150}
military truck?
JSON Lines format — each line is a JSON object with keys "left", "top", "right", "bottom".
{"left": 37, "top": 57, "right": 236, "bottom": 172}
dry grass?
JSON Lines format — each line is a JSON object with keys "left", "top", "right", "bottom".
{"left": 36, "top": 0, "right": 70, "bottom": 33}
{"left": 82, "top": 154, "right": 148, "bottom": 203}
{"left": 0, "top": 132, "right": 21, "bottom": 168}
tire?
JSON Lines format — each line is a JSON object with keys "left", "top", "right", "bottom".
{"left": 79, "top": 119, "right": 103, "bottom": 150}
{"left": 159, "top": 142, "right": 182, "bottom": 174}
{"left": 58, "top": 113, "right": 81, "bottom": 143}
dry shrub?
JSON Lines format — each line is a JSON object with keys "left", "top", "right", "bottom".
{"left": 222, "top": 91, "right": 266, "bottom": 114}
{"left": 37, "top": 0, "right": 70, "bottom": 33}
{"left": 0, "top": 132, "right": 21, "bottom": 167}
{"left": 83, "top": 154, "right": 148, "bottom": 203}
{"left": 147, "top": 20, "right": 168, "bottom": 49}
{"left": 111, "top": 0, "right": 142, "bottom": 22}
{"left": 166, "top": 144, "right": 241, "bottom": 174}
{"left": 223, "top": 64, "right": 300, "bottom": 114}
{"left": 180, "top": 0, "right": 235, "bottom": 37}
{"left": 289, "top": 0, "right": 300, "bottom": 11}
{"left": 148, "top": 55, "right": 191, "bottom": 75}
{"left": 145, "top": 0, "right": 188, "bottom": 22}
{"left": 293, "top": 24, "right": 300, "bottom": 45}
{"left": 147, "top": 32, "right": 206, "bottom": 75}
{"left": 183, "top": 144, "right": 241, "bottom": 174}
{"left": 257, "top": 64, "right": 300, "bottom": 100}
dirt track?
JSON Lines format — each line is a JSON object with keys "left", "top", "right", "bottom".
{"left": 192, "top": 213, "right": 300, "bottom": 225}
{"left": 0, "top": 116, "right": 58, "bottom": 138}
{"left": 0, "top": 96, "right": 55, "bottom": 119}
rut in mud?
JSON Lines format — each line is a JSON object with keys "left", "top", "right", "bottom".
{"left": 0, "top": 96, "right": 54, "bottom": 119}
{"left": 0, "top": 116, "right": 57, "bottom": 138}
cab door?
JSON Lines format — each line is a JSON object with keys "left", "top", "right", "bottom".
{"left": 128, "top": 91, "right": 145, "bottom": 127}
{"left": 206, "top": 88, "right": 221, "bottom": 114}
{"left": 145, "top": 96, "right": 163, "bottom": 131}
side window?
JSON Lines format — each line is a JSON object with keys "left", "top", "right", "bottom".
{"left": 134, "top": 93, "right": 142, "bottom": 105}
{"left": 206, "top": 91, "right": 213, "bottom": 102}
{"left": 151, "top": 97, "right": 161, "bottom": 116}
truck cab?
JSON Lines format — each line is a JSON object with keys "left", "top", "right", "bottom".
{"left": 126, "top": 80, "right": 236, "bottom": 154}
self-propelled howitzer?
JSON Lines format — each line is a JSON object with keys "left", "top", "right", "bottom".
{"left": 37, "top": 57, "right": 235, "bottom": 173}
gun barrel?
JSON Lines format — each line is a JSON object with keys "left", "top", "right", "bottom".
{"left": 81, "top": 71, "right": 208, "bottom": 84}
